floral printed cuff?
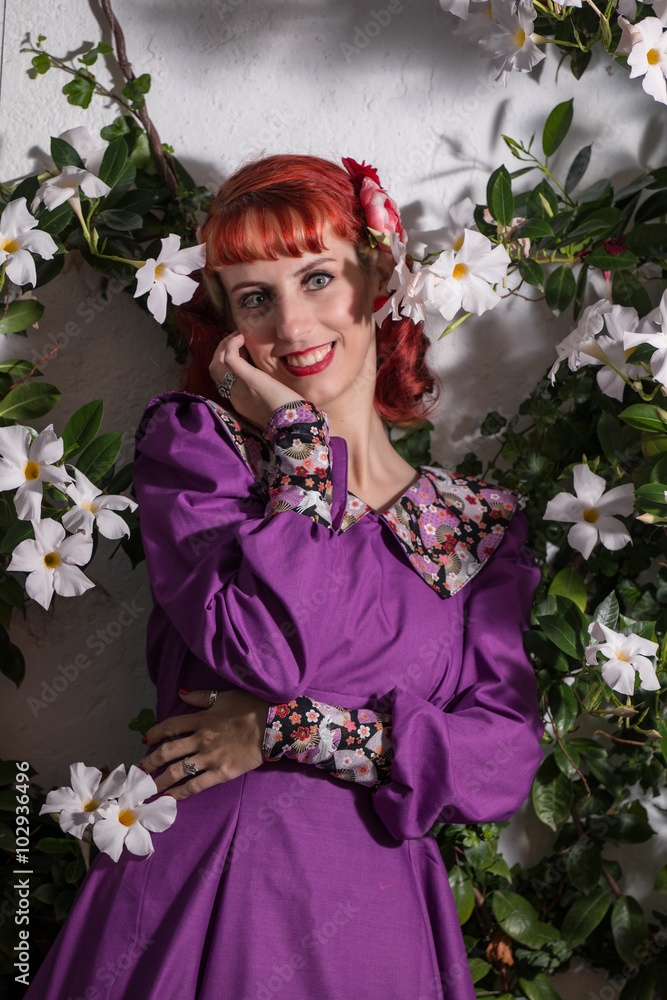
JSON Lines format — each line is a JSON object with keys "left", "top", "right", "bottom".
{"left": 262, "top": 696, "right": 393, "bottom": 788}
{"left": 264, "top": 400, "right": 334, "bottom": 526}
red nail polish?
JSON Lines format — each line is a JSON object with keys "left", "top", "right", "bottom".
{"left": 141, "top": 736, "right": 148, "bottom": 745}
{"left": 179, "top": 687, "right": 192, "bottom": 695}
{"left": 138, "top": 764, "right": 146, "bottom": 771}
{"left": 163, "top": 792, "right": 175, "bottom": 797}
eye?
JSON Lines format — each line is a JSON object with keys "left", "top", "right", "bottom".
{"left": 304, "top": 271, "right": 334, "bottom": 291}
{"left": 239, "top": 289, "right": 270, "bottom": 310}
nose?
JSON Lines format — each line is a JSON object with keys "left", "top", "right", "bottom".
{"left": 274, "top": 293, "right": 316, "bottom": 349}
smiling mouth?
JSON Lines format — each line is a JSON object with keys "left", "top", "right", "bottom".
{"left": 280, "top": 342, "right": 334, "bottom": 367}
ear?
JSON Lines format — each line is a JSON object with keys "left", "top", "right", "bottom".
{"left": 372, "top": 246, "right": 397, "bottom": 297}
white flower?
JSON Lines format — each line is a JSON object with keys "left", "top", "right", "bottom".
{"left": 32, "top": 127, "right": 112, "bottom": 212}
{"left": 444, "top": 197, "right": 477, "bottom": 251}
{"left": 63, "top": 467, "right": 137, "bottom": 539}
{"left": 543, "top": 464, "right": 635, "bottom": 560}
{"left": 586, "top": 621, "right": 660, "bottom": 696}
{"left": 479, "top": 0, "right": 546, "bottom": 85}
{"left": 374, "top": 234, "right": 430, "bottom": 326}
{"left": 39, "top": 762, "right": 127, "bottom": 839}
{"left": 548, "top": 298, "right": 613, "bottom": 383}
{"left": 425, "top": 228, "right": 511, "bottom": 321}
{"left": 0, "top": 199, "right": 58, "bottom": 288}
{"left": 134, "top": 234, "right": 207, "bottom": 324}
{"left": 0, "top": 424, "right": 71, "bottom": 520}
{"left": 91, "top": 765, "right": 177, "bottom": 862}
{"left": 8, "top": 517, "right": 94, "bottom": 609}
{"left": 577, "top": 304, "right": 644, "bottom": 402}
{"left": 626, "top": 17, "right": 667, "bottom": 105}
{"left": 623, "top": 290, "right": 667, "bottom": 384}
{"left": 439, "top": 0, "right": 490, "bottom": 19}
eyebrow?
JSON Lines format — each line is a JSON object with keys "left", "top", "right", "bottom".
{"left": 229, "top": 257, "right": 338, "bottom": 294}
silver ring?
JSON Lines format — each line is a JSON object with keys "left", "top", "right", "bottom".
{"left": 182, "top": 757, "right": 200, "bottom": 777}
{"left": 208, "top": 690, "right": 219, "bottom": 708}
{"left": 216, "top": 371, "right": 236, "bottom": 400}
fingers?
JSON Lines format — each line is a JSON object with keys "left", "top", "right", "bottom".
{"left": 162, "top": 768, "right": 224, "bottom": 802}
{"left": 140, "top": 735, "right": 198, "bottom": 779}
{"left": 143, "top": 710, "right": 203, "bottom": 748}
{"left": 179, "top": 688, "right": 218, "bottom": 710}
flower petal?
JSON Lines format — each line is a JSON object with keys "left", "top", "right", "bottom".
{"left": 52, "top": 563, "right": 95, "bottom": 599}
{"left": 572, "top": 464, "right": 606, "bottom": 504}
{"left": 14, "top": 480, "right": 44, "bottom": 521}
{"left": 601, "top": 657, "right": 636, "bottom": 696}
{"left": 632, "top": 655, "right": 661, "bottom": 690}
{"left": 0, "top": 198, "right": 38, "bottom": 236}
{"left": 123, "top": 821, "right": 154, "bottom": 857}
{"left": 567, "top": 521, "right": 598, "bottom": 559}
{"left": 5, "top": 250, "right": 37, "bottom": 288}
{"left": 137, "top": 795, "right": 178, "bottom": 833}
{"left": 57, "top": 531, "right": 94, "bottom": 565}
{"left": 24, "top": 567, "right": 55, "bottom": 609}
{"left": 0, "top": 424, "right": 31, "bottom": 466}
{"left": 94, "top": 508, "right": 130, "bottom": 539}
{"left": 595, "top": 515, "right": 632, "bottom": 552}
{"left": 92, "top": 810, "right": 127, "bottom": 863}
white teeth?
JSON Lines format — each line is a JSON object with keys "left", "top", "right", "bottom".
{"left": 283, "top": 343, "right": 333, "bottom": 367}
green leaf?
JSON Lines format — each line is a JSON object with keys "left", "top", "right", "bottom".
{"left": 519, "top": 972, "right": 563, "bottom": 1000}
{"left": 619, "top": 966, "right": 656, "bottom": 1000}
{"left": 0, "top": 519, "right": 34, "bottom": 554}
{"left": 597, "top": 411, "right": 624, "bottom": 465}
{"left": 548, "top": 568, "right": 587, "bottom": 613}
{"left": 565, "top": 144, "right": 591, "bottom": 194}
{"left": 487, "top": 166, "right": 514, "bottom": 227}
{"left": 513, "top": 218, "right": 553, "bottom": 239}
{"left": 620, "top": 405, "right": 667, "bottom": 434}
{"left": 36, "top": 201, "right": 74, "bottom": 235}
{"left": 468, "top": 957, "right": 492, "bottom": 983}
{"left": 0, "top": 359, "right": 40, "bottom": 377}
{"left": 0, "top": 299, "right": 45, "bottom": 336}
{"left": 97, "top": 137, "right": 129, "bottom": 189}
{"left": 549, "top": 682, "right": 579, "bottom": 735}
{"left": 31, "top": 883, "right": 58, "bottom": 904}
{"left": 545, "top": 266, "right": 576, "bottom": 316}
{"left": 54, "top": 888, "right": 76, "bottom": 921}
{"left": 653, "top": 864, "right": 667, "bottom": 892}
{"left": 566, "top": 840, "right": 603, "bottom": 894}
{"left": 624, "top": 223, "right": 667, "bottom": 255}
{"left": 539, "top": 616, "right": 579, "bottom": 659}
{"left": 543, "top": 100, "right": 574, "bottom": 157}
{"left": 449, "top": 867, "right": 475, "bottom": 925}
{"left": 0, "top": 381, "right": 60, "bottom": 421}
{"left": 96, "top": 209, "right": 143, "bottom": 231}
{"left": 593, "top": 592, "right": 619, "bottom": 630}
{"left": 0, "top": 627, "right": 25, "bottom": 687}
{"left": 492, "top": 890, "right": 560, "bottom": 949}
{"left": 50, "top": 137, "right": 85, "bottom": 171}
{"left": 61, "top": 399, "right": 104, "bottom": 461}
{"left": 635, "top": 483, "right": 667, "bottom": 516}
{"left": 122, "top": 73, "right": 151, "bottom": 109}
{"left": 518, "top": 258, "right": 544, "bottom": 289}
{"left": 128, "top": 707, "right": 156, "bottom": 736}
{"left": 611, "top": 896, "right": 649, "bottom": 967}
{"left": 62, "top": 75, "right": 96, "bottom": 110}
{"left": 74, "top": 432, "right": 122, "bottom": 483}
{"left": 35, "top": 837, "right": 78, "bottom": 854}
{"left": 532, "top": 754, "right": 572, "bottom": 831}
{"left": 635, "top": 190, "right": 667, "bottom": 225}
{"left": 561, "top": 888, "right": 611, "bottom": 948}
{"left": 566, "top": 208, "right": 623, "bottom": 243}
{"left": 528, "top": 180, "right": 559, "bottom": 219}
{"left": 586, "top": 249, "right": 638, "bottom": 272}
{"left": 31, "top": 53, "right": 50, "bottom": 74}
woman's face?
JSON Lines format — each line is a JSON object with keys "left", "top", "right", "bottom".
{"left": 216, "top": 229, "right": 383, "bottom": 408}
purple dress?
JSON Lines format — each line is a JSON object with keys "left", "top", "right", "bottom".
{"left": 25, "top": 391, "right": 544, "bottom": 1000}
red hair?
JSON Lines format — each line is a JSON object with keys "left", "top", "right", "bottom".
{"left": 177, "top": 154, "right": 441, "bottom": 428}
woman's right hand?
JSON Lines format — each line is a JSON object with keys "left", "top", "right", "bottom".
{"left": 209, "top": 331, "right": 304, "bottom": 431}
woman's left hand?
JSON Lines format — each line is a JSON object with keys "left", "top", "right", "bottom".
{"left": 139, "top": 688, "right": 270, "bottom": 800}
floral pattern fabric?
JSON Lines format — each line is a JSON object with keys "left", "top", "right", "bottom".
{"left": 197, "top": 393, "right": 521, "bottom": 601}
{"left": 262, "top": 697, "right": 393, "bottom": 787}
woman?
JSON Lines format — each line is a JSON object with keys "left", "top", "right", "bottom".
{"left": 26, "top": 154, "right": 544, "bottom": 1000}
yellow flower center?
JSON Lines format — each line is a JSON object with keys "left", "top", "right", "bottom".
{"left": 453, "top": 234, "right": 464, "bottom": 252}
{"left": 81, "top": 501, "right": 99, "bottom": 513}
{"left": 154, "top": 264, "right": 165, "bottom": 280}
{"left": 647, "top": 48, "right": 660, "bottom": 66}
{"left": 515, "top": 29, "right": 526, "bottom": 48}
{"left": 452, "top": 263, "right": 468, "bottom": 280}
{"left": 23, "top": 460, "right": 40, "bottom": 481}
{"left": 583, "top": 508, "right": 599, "bottom": 524}
{"left": 118, "top": 808, "right": 137, "bottom": 827}
{"left": 1, "top": 237, "right": 20, "bottom": 254}
{"left": 613, "top": 649, "right": 630, "bottom": 662}
{"left": 82, "top": 799, "right": 100, "bottom": 813}
{"left": 43, "top": 552, "right": 61, "bottom": 569}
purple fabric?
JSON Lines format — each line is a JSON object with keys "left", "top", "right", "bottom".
{"left": 25, "top": 391, "right": 544, "bottom": 1000}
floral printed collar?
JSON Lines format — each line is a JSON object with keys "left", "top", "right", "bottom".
{"left": 200, "top": 395, "right": 520, "bottom": 600}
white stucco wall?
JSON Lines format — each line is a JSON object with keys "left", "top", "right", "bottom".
{"left": 2, "top": 2, "right": 666, "bottom": 995}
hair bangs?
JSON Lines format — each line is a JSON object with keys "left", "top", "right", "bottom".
{"left": 204, "top": 196, "right": 353, "bottom": 269}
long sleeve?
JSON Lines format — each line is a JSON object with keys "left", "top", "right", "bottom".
{"left": 371, "top": 510, "right": 544, "bottom": 840}
{"left": 133, "top": 393, "right": 346, "bottom": 704}
{"left": 262, "top": 696, "right": 393, "bottom": 787}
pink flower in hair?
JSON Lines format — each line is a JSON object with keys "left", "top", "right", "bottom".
{"left": 342, "top": 157, "right": 407, "bottom": 247}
